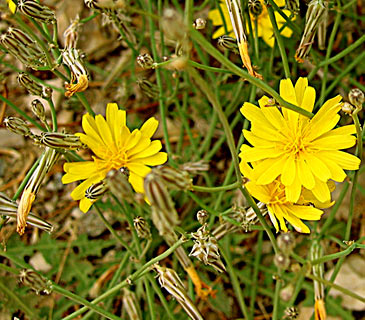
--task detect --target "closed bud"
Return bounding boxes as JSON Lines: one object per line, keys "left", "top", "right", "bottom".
{"left": 3, "top": 117, "right": 31, "bottom": 137}
{"left": 349, "top": 88, "right": 364, "bottom": 108}
{"left": 274, "top": 252, "right": 290, "bottom": 270}
{"left": 341, "top": 102, "right": 354, "bottom": 115}
{"left": 193, "top": 18, "right": 206, "bottom": 30}
{"left": 161, "top": 8, "right": 186, "bottom": 42}
{"left": 122, "top": 288, "right": 142, "bottom": 320}
{"left": 284, "top": 307, "right": 299, "bottom": 319}
{"left": 19, "top": 269, "right": 52, "bottom": 295}
{"left": 248, "top": 0, "right": 263, "bottom": 17}
{"left": 106, "top": 168, "right": 134, "bottom": 203}
{"left": 136, "top": 53, "right": 154, "bottom": 69}
{"left": 280, "top": 283, "right": 295, "bottom": 302}
{"left": 285, "top": 0, "right": 300, "bottom": 15}
{"left": 179, "top": 160, "right": 209, "bottom": 174}
{"left": 197, "top": 209, "right": 208, "bottom": 225}
{"left": 217, "top": 35, "right": 238, "bottom": 54}
{"left": 136, "top": 78, "right": 159, "bottom": 99}
{"left": 85, "top": 181, "right": 108, "bottom": 200}
{"left": 133, "top": 216, "right": 151, "bottom": 239}
{"left": 18, "top": 0, "right": 56, "bottom": 24}
{"left": 277, "top": 232, "right": 296, "bottom": 254}
{"left": 154, "top": 264, "right": 204, "bottom": 320}
{"left": 64, "top": 15, "right": 81, "bottom": 49}
{"left": 152, "top": 166, "right": 192, "bottom": 191}
{"left": 17, "top": 73, "right": 45, "bottom": 97}
{"left": 38, "top": 132, "right": 86, "bottom": 150}
{"left": 31, "top": 99, "right": 46, "bottom": 122}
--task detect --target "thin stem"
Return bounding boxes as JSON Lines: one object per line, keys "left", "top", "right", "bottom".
{"left": 272, "top": 273, "right": 282, "bottom": 320}
{"left": 13, "top": 158, "right": 41, "bottom": 201}
{"left": 145, "top": 279, "right": 157, "bottom": 320}
{"left": 45, "top": 97, "right": 58, "bottom": 131}
{"left": 192, "top": 181, "right": 240, "bottom": 193}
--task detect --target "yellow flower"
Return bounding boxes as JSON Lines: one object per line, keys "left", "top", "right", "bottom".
{"left": 208, "top": 0, "right": 293, "bottom": 47}
{"left": 7, "top": 0, "right": 17, "bottom": 14}
{"left": 62, "top": 103, "right": 168, "bottom": 212}
{"left": 240, "top": 77, "right": 360, "bottom": 204}
{"left": 239, "top": 160, "right": 329, "bottom": 233}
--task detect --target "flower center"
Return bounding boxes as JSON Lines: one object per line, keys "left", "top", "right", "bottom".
{"left": 270, "top": 180, "right": 288, "bottom": 205}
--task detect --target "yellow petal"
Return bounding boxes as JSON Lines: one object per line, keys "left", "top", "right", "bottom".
{"left": 256, "top": 156, "right": 287, "bottom": 184}
{"left": 76, "top": 133, "right": 107, "bottom": 159}
{"left": 62, "top": 161, "right": 99, "bottom": 183}
{"left": 270, "top": 204, "right": 288, "bottom": 232}
{"left": 7, "top": 0, "right": 16, "bottom": 13}
{"left": 133, "top": 152, "right": 168, "bottom": 166}
{"left": 285, "top": 174, "right": 301, "bottom": 202}
{"left": 129, "top": 171, "right": 145, "bottom": 193}
{"left": 282, "top": 210, "right": 311, "bottom": 233}
{"left": 294, "top": 77, "right": 308, "bottom": 106}
{"left": 307, "top": 154, "right": 332, "bottom": 182}
{"left": 242, "top": 146, "right": 284, "bottom": 162}
{"left": 241, "top": 103, "right": 275, "bottom": 130}
{"left": 281, "top": 156, "right": 296, "bottom": 186}
{"left": 125, "top": 129, "right": 142, "bottom": 150}
{"left": 95, "top": 114, "right": 115, "bottom": 148}
{"left": 300, "top": 86, "right": 316, "bottom": 113}
{"left": 312, "top": 134, "right": 356, "bottom": 150}
{"left": 127, "top": 163, "right": 152, "bottom": 178}
{"left": 82, "top": 113, "right": 104, "bottom": 145}
{"left": 70, "top": 175, "right": 104, "bottom": 200}
{"left": 79, "top": 197, "right": 94, "bottom": 213}
{"left": 318, "top": 150, "right": 360, "bottom": 170}
{"left": 130, "top": 140, "right": 163, "bottom": 159}
{"left": 319, "top": 157, "right": 346, "bottom": 182}
{"left": 287, "top": 204, "right": 323, "bottom": 220}
{"left": 245, "top": 182, "right": 272, "bottom": 203}
{"left": 140, "top": 117, "right": 159, "bottom": 138}
{"left": 279, "top": 79, "right": 297, "bottom": 105}
{"left": 297, "top": 158, "right": 315, "bottom": 189}
{"left": 311, "top": 179, "right": 331, "bottom": 203}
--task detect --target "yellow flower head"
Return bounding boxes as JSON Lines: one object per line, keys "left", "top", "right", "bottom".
{"left": 240, "top": 77, "right": 360, "bottom": 204}
{"left": 62, "top": 103, "right": 168, "bottom": 213}
{"left": 239, "top": 160, "right": 329, "bottom": 233}
{"left": 208, "top": 0, "right": 293, "bottom": 47}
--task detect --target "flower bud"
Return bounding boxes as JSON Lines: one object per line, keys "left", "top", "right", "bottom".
{"left": 152, "top": 166, "right": 192, "bottom": 191}
{"left": 18, "top": 0, "right": 56, "bottom": 24}
{"left": 63, "top": 15, "right": 81, "bottom": 49}
{"left": 277, "top": 232, "right": 296, "bottom": 254}
{"left": 136, "top": 53, "right": 154, "bottom": 69}
{"left": 19, "top": 269, "right": 52, "bottom": 295}
{"left": 284, "top": 307, "right": 299, "bottom": 319}
{"left": 122, "top": 288, "right": 142, "bottom": 320}
{"left": 161, "top": 8, "right": 186, "bottom": 42}
{"left": 136, "top": 78, "right": 159, "bottom": 99}
{"left": 38, "top": 132, "right": 86, "bottom": 151}
{"left": 349, "top": 88, "right": 364, "bottom": 108}
{"left": 193, "top": 18, "right": 206, "bottom": 30}
{"left": 341, "top": 102, "right": 355, "bottom": 115}
{"left": 31, "top": 99, "right": 46, "bottom": 122}
{"left": 285, "top": 0, "right": 300, "bottom": 15}
{"left": 106, "top": 168, "right": 134, "bottom": 203}
{"left": 217, "top": 35, "right": 238, "bottom": 54}
{"left": 17, "top": 73, "right": 45, "bottom": 97}
{"left": 274, "top": 252, "right": 290, "bottom": 270}
{"left": 85, "top": 181, "right": 108, "bottom": 200}
{"left": 197, "top": 209, "right": 208, "bottom": 225}
{"left": 248, "top": 0, "right": 263, "bottom": 17}
{"left": 133, "top": 216, "right": 151, "bottom": 239}
{"left": 179, "top": 160, "right": 209, "bottom": 174}
{"left": 280, "top": 283, "right": 294, "bottom": 302}
{"left": 3, "top": 117, "right": 31, "bottom": 137}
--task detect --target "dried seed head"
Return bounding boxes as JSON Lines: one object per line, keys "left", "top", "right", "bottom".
{"left": 0, "top": 192, "right": 54, "bottom": 233}
{"left": 248, "top": 0, "right": 263, "bottom": 17}
{"left": 106, "top": 168, "right": 134, "bottom": 203}
{"left": 154, "top": 264, "right": 204, "bottom": 320}
{"left": 3, "top": 117, "right": 31, "bottom": 137}
{"left": 179, "top": 160, "right": 210, "bottom": 174}
{"left": 284, "top": 306, "right": 299, "bottom": 319}
{"left": 277, "top": 232, "right": 296, "bottom": 254}
{"left": 341, "top": 102, "right": 355, "bottom": 115}
{"left": 133, "top": 216, "right": 151, "bottom": 239}
{"left": 122, "top": 289, "right": 142, "bottom": 320}
{"left": 85, "top": 180, "right": 108, "bottom": 200}
{"left": 136, "top": 53, "right": 154, "bottom": 69}
{"left": 17, "top": 73, "right": 45, "bottom": 97}
{"left": 190, "top": 224, "right": 226, "bottom": 273}
{"left": 197, "top": 209, "right": 209, "bottom": 225}
{"left": 19, "top": 269, "right": 52, "bottom": 295}
{"left": 152, "top": 166, "right": 192, "bottom": 191}
{"left": 31, "top": 99, "right": 46, "bottom": 122}
{"left": 136, "top": 78, "right": 159, "bottom": 99}
{"left": 217, "top": 35, "right": 239, "bottom": 53}
{"left": 18, "top": 0, "right": 56, "bottom": 24}
{"left": 349, "top": 88, "right": 364, "bottom": 108}
{"left": 17, "top": 188, "right": 36, "bottom": 235}
{"left": 37, "top": 132, "right": 86, "bottom": 151}
{"left": 193, "top": 18, "right": 206, "bottom": 30}
{"left": 274, "top": 252, "right": 290, "bottom": 270}
{"left": 285, "top": 0, "right": 300, "bottom": 15}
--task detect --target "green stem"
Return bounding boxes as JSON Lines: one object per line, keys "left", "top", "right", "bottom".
{"left": 45, "top": 97, "right": 58, "bottom": 131}
{"left": 266, "top": 0, "right": 301, "bottom": 34}
{"left": 145, "top": 279, "right": 157, "bottom": 320}
{"left": 267, "top": 6, "right": 290, "bottom": 78}
{"left": 13, "top": 158, "right": 41, "bottom": 201}
{"left": 188, "top": 60, "right": 232, "bottom": 74}
{"left": 272, "top": 273, "right": 283, "bottom": 320}
{"left": 192, "top": 181, "right": 240, "bottom": 193}
{"left": 80, "top": 12, "right": 100, "bottom": 23}
{"left": 189, "top": 28, "right": 313, "bottom": 118}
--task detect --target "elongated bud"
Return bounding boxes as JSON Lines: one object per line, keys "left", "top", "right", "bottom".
{"left": 106, "top": 168, "right": 134, "bottom": 203}
{"left": 136, "top": 79, "right": 159, "bottom": 99}
{"left": 193, "top": 18, "right": 206, "bottom": 30}
{"left": 179, "top": 160, "right": 209, "bottom": 174}
{"left": 37, "top": 132, "right": 86, "bottom": 151}
{"left": 349, "top": 88, "right": 364, "bottom": 108}
{"left": 64, "top": 15, "right": 81, "bottom": 49}
{"left": 217, "top": 35, "right": 238, "bottom": 54}
{"left": 0, "top": 192, "right": 53, "bottom": 233}
{"left": 277, "top": 232, "right": 296, "bottom": 254}
{"left": 190, "top": 224, "right": 226, "bottom": 273}
{"left": 85, "top": 181, "right": 108, "bottom": 200}
{"left": 31, "top": 99, "right": 46, "bottom": 122}
{"left": 285, "top": 0, "right": 300, "bottom": 15}
{"left": 18, "top": 0, "right": 56, "bottom": 24}
{"left": 136, "top": 53, "right": 154, "bottom": 69}
{"left": 3, "top": 117, "right": 31, "bottom": 137}
{"left": 154, "top": 265, "right": 204, "bottom": 320}
{"left": 19, "top": 269, "right": 52, "bottom": 295}
{"left": 17, "top": 73, "right": 45, "bottom": 97}
{"left": 152, "top": 166, "right": 192, "bottom": 191}
{"left": 84, "top": 0, "right": 126, "bottom": 10}
{"left": 274, "top": 252, "right": 290, "bottom": 270}
{"left": 122, "top": 288, "right": 142, "bottom": 320}
{"left": 295, "top": 0, "right": 328, "bottom": 63}
{"left": 317, "top": 4, "right": 328, "bottom": 50}
{"left": 133, "top": 216, "right": 151, "bottom": 239}
{"left": 248, "top": 0, "right": 263, "bottom": 17}
{"left": 197, "top": 210, "right": 208, "bottom": 225}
